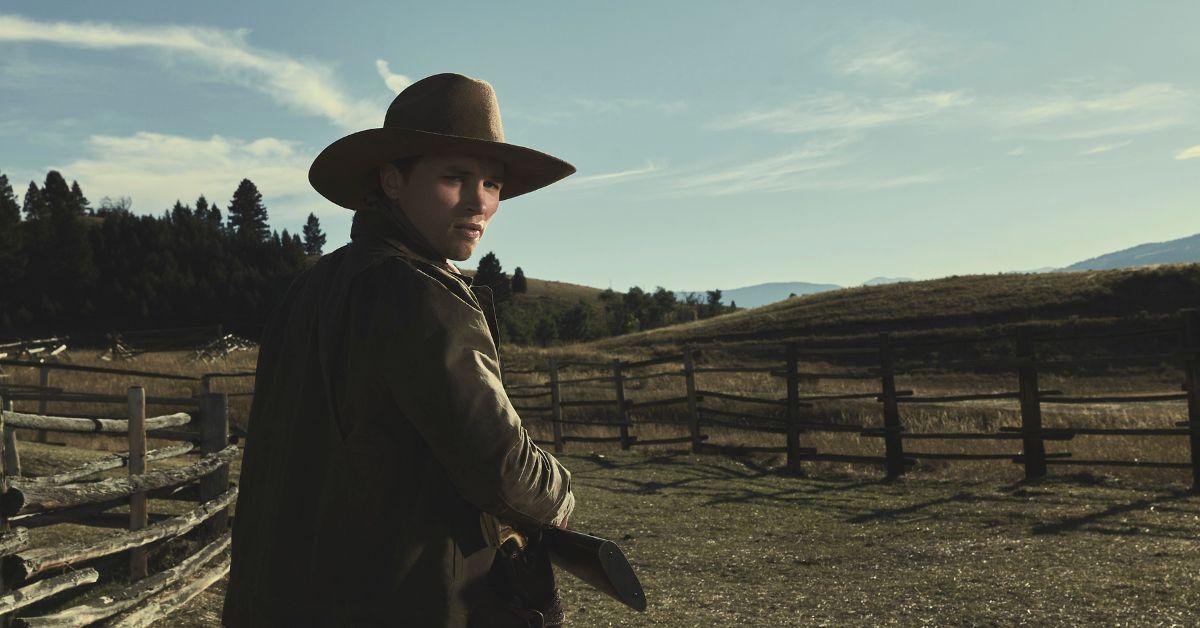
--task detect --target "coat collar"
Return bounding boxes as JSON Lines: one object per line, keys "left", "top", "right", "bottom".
{"left": 350, "top": 209, "right": 473, "bottom": 285}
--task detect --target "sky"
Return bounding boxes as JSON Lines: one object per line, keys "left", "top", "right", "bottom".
{"left": 1, "top": 1, "right": 1198, "bottom": 293}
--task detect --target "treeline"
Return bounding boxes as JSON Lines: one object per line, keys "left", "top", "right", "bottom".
{"left": 468, "top": 252, "right": 738, "bottom": 347}
{"left": 0, "top": 170, "right": 325, "bottom": 340}
{"left": 0, "top": 169, "right": 735, "bottom": 346}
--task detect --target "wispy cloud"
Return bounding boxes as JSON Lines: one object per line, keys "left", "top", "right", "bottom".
{"left": 557, "top": 160, "right": 664, "bottom": 191}
{"left": 826, "top": 22, "right": 970, "bottom": 85}
{"left": 54, "top": 131, "right": 318, "bottom": 219}
{"left": 997, "top": 82, "right": 1194, "bottom": 140}
{"left": 657, "top": 137, "right": 941, "bottom": 197}
{"left": 1079, "top": 140, "right": 1132, "bottom": 155}
{"left": 1174, "top": 144, "right": 1200, "bottom": 160}
{"left": 710, "top": 90, "right": 971, "bottom": 135}
{"left": 1007, "top": 146, "right": 1030, "bottom": 157}
{"left": 665, "top": 140, "right": 849, "bottom": 196}
{"left": 374, "top": 59, "right": 411, "bottom": 94}
{"left": 0, "top": 14, "right": 385, "bottom": 130}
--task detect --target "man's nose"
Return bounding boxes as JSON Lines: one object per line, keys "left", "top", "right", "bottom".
{"left": 462, "top": 182, "right": 491, "bottom": 214}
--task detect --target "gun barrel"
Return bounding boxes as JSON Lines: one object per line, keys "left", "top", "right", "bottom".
{"left": 542, "top": 527, "right": 647, "bottom": 612}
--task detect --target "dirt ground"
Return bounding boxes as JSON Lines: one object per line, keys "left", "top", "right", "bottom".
{"left": 158, "top": 449, "right": 1200, "bottom": 626}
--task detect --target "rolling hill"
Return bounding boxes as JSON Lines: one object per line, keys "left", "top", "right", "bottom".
{"left": 588, "top": 263, "right": 1200, "bottom": 359}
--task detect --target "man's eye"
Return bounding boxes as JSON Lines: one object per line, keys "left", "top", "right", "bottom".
{"left": 443, "top": 175, "right": 463, "bottom": 182}
{"left": 484, "top": 180, "right": 502, "bottom": 190}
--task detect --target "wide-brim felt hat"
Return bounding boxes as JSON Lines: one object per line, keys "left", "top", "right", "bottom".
{"left": 310, "top": 73, "right": 576, "bottom": 210}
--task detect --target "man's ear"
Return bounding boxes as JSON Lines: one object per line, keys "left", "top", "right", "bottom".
{"left": 379, "top": 162, "right": 404, "bottom": 201}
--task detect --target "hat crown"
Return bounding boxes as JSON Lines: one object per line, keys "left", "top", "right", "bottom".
{"left": 383, "top": 73, "right": 505, "bottom": 144}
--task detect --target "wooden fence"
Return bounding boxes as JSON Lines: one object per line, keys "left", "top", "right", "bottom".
{"left": 505, "top": 308, "right": 1200, "bottom": 491}
{"left": 0, "top": 306, "right": 1191, "bottom": 621}
{"left": 99, "top": 325, "right": 254, "bottom": 363}
{"left": 0, "top": 339, "right": 69, "bottom": 363}
{"left": 0, "top": 360, "right": 248, "bottom": 625}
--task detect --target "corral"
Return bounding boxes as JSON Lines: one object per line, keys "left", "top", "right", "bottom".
{"left": 0, "top": 316, "right": 1196, "bottom": 625}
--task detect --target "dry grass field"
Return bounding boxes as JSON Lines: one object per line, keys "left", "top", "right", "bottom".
{"left": 2, "top": 343, "right": 1197, "bottom": 625}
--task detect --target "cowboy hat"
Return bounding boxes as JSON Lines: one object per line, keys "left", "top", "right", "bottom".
{"left": 309, "top": 73, "right": 575, "bottom": 210}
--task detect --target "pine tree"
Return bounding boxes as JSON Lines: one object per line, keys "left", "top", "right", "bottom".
{"left": 22, "top": 182, "right": 47, "bottom": 222}
{"left": 26, "top": 173, "right": 95, "bottom": 323}
{"left": 511, "top": 266, "right": 527, "bottom": 293}
{"left": 70, "top": 181, "right": 91, "bottom": 215}
{"left": 42, "top": 171, "right": 74, "bottom": 220}
{"left": 0, "top": 174, "right": 25, "bottom": 289}
{"left": 302, "top": 212, "right": 326, "bottom": 256}
{"left": 171, "top": 200, "right": 192, "bottom": 223}
{"left": 226, "top": 179, "right": 270, "bottom": 243}
{"left": 705, "top": 289, "right": 723, "bottom": 317}
{"left": 194, "top": 195, "right": 210, "bottom": 221}
{"left": 473, "top": 251, "right": 512, "bottom": 302}
{"left": 475, "top": 251, "right": 503, "bottom": 286}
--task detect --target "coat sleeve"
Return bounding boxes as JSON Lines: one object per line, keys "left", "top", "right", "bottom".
{"left": 375, "top": 261, "right": 574, "bottom": 530}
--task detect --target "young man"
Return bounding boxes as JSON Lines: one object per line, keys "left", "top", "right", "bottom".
{"left": 223, "top": 73, "right": 577, "bottom": 627}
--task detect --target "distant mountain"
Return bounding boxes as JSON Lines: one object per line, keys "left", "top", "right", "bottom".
{"left": 677, "top": 281, "right": 842, "bottom": 309}
{"left": 862, "top": 276, "right": 913, "bottom": 286}
{"left": 1063, "top": 232, "right": 1200, "bottom": 272}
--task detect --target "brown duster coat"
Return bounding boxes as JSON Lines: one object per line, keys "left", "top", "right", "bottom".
{"left": 222, "top": 209, "right": 575, "bottom": 627}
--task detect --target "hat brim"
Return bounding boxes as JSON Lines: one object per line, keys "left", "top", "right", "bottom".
{"left": 308, "top": 128, "right": 576, "bottom": 210}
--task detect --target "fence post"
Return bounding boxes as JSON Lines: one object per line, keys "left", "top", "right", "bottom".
{"left": 785, "top": 344, "right": 803, "bottom": 474}
{"left": 127, "top": 386, "right": 148, "bottom": 580}
{"left": 1181, "top": 309, "right": 1200, "bottom": 494}
{"left": 0, "top": 398, "right": 9, "bottom": 623}
{"left": 200, "top": 392, "right": 230, "bottom": 542}
{"left": 612, "top": 360, "right": 632, "bottom": 450}
{"left": 683, "top": 349, "right": 703, "bottom": 453}
{"left": 34, "top": 363, "right": 49, "bottom": 444}
{"left": 878, "top": 333, "right": 907, "bottom": 480}
{"left": 548, "top": 358, "right": 564, "bottom": 454}
{"left": 0, "top": 397, "right": 9, "bottom": 529}
{"left": 1, "top": 399, "right": 19, "bottom": 478}
{"left": 1016, "top": 327, "right": 1047, "bottom": 480}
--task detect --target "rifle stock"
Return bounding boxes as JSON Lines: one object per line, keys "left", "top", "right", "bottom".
{"left": 541, "top": 527, "right": 646, "bottom": 612}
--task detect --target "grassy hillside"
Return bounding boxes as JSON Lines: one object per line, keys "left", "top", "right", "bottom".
{"left": 460, "top": 268, "right": 606, "bottom": 303}
{"left": 579, "top": 263, "right": 1200, "bottom": 364}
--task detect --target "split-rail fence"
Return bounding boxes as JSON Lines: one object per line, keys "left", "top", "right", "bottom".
{"left": 0, "top": 307, "right": 1193, "bottom": 621}
{"left": 0, "top": 359, "right": 252, "bottom": 625}
{"left": 505, "top": 308, "right": 1200, "bottom": 492}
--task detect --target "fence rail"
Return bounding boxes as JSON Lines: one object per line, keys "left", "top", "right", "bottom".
{"left": 2, "top": 308, "right": 1193, "bottom": 621}
{"left": 502, "top": 307, "right": 1200, "bottom": 492}
{"left": 0, "top": 358, "right": 237, "bottom": 626}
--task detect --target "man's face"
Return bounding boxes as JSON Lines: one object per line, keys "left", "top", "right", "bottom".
{"left": 379, "top": 151, "right": 505, "bottom": 261}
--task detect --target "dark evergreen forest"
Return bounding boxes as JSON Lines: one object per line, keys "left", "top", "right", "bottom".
{"left": 0, "top": 171, "right": 316, "bottom": 343}
{"left": 0, "top": 170, "right": 735, "bottom": 346}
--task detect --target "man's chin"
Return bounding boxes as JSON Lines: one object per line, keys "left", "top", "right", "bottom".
{"left": 446, "top": 246, "right": 474, "bottom": 262}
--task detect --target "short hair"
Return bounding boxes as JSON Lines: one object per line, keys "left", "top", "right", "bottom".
{"left": 375, "top": 155, "right": 422, "bottom": 199}
{"left": 390, "top": 155, "right": 421, "bottom": 180}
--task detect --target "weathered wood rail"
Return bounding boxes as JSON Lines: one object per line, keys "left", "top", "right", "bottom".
{"left": 507, "top": 308, "right": 1200, "bottom": 492}
{"left": 2, "top": 308, "right": 1192, "bottom": 621}
{"left": 0, "top": 358, "right": 242, "bottom": 625}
